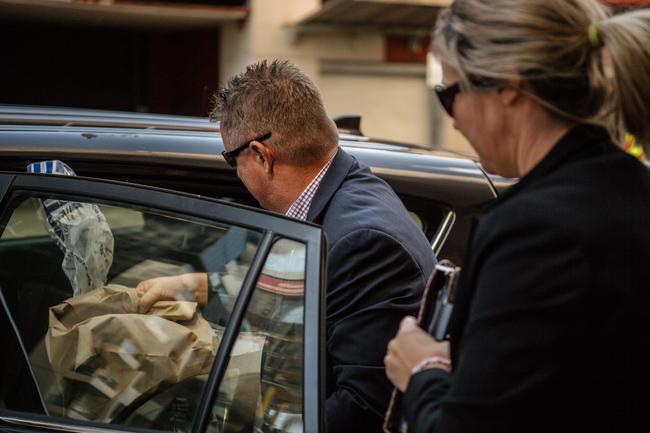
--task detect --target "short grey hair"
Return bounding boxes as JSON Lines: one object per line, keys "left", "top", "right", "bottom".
{"left": 433, "top": 0, "right": 650, "bottom": 151}
{"left": 211, "top": 59, "right": 338, "bottom": 164}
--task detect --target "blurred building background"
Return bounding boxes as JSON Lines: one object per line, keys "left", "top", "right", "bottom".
{"left": 0, "top": 0, "right": 646, "bottom": 154}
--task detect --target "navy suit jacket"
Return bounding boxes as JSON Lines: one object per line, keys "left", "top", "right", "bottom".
{"left": 306, "top": 148, "right": 436, "bottom": 433}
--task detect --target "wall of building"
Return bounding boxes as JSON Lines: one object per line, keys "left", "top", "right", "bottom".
{"left": 219, "top": 0, "right": 474, "bottom": 154}
{"left": 319, "top": 64, "right": 431, "bottom": 145}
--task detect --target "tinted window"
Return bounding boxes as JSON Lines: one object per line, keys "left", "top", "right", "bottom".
{"left": 208, "top": 238, "right": 305, "bottom": 433}
{"left": 0, "top": 190, "right": 316, "bottom": 433}
{"left": 0, "top": 192, "right": 273, "bottom": 430}
{"left": 399, "top": 195, "right": 445, "bottom": 244}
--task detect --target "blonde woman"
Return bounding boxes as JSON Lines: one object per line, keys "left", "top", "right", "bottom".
{"left": 384, "top": 1, "right": 650, "bottom": 432}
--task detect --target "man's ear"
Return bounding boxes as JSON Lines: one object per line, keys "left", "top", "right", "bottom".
{"left": 249, "top": 141, "right": 275, "bottom": 174}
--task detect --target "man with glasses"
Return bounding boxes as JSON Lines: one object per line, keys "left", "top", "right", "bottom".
{"left": 139, "top": 59, "right": 436, "bottom": 433}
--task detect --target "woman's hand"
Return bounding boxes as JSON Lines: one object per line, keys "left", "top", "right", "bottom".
{"left": 384, "top": 316, "right": 451, "bottom": 392}
{"left": 136, "top": 273, "right": 208, "bottom": 313}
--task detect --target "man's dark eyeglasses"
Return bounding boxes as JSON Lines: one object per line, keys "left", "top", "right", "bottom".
{"left": 222, "top": 131, "right": 272, "bottom": 168}
{"left": 434, "top": 82, "right": 461, "bottom": 117}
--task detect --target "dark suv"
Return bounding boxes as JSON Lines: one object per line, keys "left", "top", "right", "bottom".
{"left": 0, "top": 105, "right": 510, "bottom": 433}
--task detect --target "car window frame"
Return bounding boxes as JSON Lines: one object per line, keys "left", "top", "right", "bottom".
{"left": 0, "top": 172, "right": 326, "bottom": 433}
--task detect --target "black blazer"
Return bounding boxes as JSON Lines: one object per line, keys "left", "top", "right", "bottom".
{"left": 402, "top": 125, "right": 650, "bottom": 433}
{"left": 307, "top": 149, "right": 436, "bottom": 433}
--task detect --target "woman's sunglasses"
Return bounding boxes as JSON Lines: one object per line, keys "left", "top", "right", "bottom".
{"left": 434, "top": 82, "right": 461, "bottom": 118}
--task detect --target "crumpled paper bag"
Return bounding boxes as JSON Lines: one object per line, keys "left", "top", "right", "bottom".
{"left": 45, "top": 284, "right": 218, "bottom": 422}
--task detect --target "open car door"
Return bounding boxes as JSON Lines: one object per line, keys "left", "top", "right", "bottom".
{"left": 0, "top": 172, "right": 326, "bottom": 433}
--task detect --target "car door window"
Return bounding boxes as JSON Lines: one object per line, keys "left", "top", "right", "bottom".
{"left": 0, "top": 176, "right": 323, "bottom": 433}
{"left": 0, "top": 192, "right": 261, "bottom": 422}
{"left": 209, "top": 238, "right": 305, "bottom": 433}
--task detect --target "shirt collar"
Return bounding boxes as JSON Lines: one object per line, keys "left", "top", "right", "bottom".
{"left": 285, "top": 153, "right": 336, "bottom": 221}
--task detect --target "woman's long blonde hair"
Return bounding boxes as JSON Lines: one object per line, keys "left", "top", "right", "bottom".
{"left": 432, "top": 0, "right": 650, "bottom": 152}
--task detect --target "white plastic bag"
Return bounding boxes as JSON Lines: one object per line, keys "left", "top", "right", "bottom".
{"left": 27, "top": 160, "right": 114, "bottom": 296}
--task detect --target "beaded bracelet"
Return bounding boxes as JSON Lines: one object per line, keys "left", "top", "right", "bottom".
{"left": 411, "top": 356, "right": 452, "bottom": 375}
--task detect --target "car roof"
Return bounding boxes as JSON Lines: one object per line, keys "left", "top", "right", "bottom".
{"left": 0, "top": 104, "right": 473, "bottom": 158}
{"left": 0, "top": 104, "right": 216, "bottom": 132}
{"left": 0, "top": 104, "right": 504, "bottom": 211}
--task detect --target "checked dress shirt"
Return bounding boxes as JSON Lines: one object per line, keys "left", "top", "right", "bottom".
{"left": 285, "top": 152, "right": 335, "bottom": 221}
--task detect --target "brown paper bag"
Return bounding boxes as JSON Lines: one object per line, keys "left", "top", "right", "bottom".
{"left": 44, "top": 284, "right": 218, "bottom": 422}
